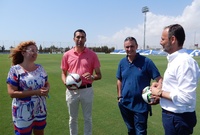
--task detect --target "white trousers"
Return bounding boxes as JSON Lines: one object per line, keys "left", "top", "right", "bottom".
{"left": 66, "top": 87, "right": 93, "bottom": 135}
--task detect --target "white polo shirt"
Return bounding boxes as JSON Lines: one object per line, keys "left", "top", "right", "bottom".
{"left": 161, "top": 49, "right": 200, "bottom": 113}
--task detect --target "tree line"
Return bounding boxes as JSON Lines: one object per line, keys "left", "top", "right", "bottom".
{"left": 0, "top": 45, "right": 115, "bottom": 53}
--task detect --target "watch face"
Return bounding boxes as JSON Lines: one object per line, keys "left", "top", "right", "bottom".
{"left": 158, "top": 90, "right": 162, "bottom": 97}
{"left": 158, "top": 91, "right": 161, "bottom": 95}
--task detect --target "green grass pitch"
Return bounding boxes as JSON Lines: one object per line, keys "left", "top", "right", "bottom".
{"left": 0, "top": 54, "right": 200, "bottom": 135}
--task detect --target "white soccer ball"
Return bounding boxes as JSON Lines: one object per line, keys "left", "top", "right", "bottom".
{"left": 66, "top": 73, "right": 82, "bottom": 90}
{"left": 142, "top": 86, "right": 154, "bottom": 104}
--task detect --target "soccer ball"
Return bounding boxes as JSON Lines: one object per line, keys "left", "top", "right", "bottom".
{"left": 142, "top": 86, "right": 154, "bottom": 104}
{"left": 66, "top": 73, "right": 82, "bottom": 90}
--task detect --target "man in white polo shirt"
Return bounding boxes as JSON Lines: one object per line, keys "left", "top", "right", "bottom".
{"left": 151, "top": 24, "right": 200, "bottom": 135}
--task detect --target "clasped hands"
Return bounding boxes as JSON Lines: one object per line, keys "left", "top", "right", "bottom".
{"left": 37, "top": 87, "right": 49, "bottom": 97}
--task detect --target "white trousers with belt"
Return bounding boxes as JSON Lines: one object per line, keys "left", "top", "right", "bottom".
{"left": 66, "top": 87, "right": 94, "bottom": 135}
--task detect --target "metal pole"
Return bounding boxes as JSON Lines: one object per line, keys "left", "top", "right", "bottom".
{"left": 143, "top": 12, "right": 146, "bottom": 50}
{"left": 142, "top": 6, "right": 149, "bottom": 50}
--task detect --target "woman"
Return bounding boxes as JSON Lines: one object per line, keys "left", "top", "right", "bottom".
{"left": 6, "top": 41, "right": 50, "bottom": 135}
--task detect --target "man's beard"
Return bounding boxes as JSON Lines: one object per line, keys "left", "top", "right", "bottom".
{"left": 163, "top": 42, "right": 172, "bottom": 53}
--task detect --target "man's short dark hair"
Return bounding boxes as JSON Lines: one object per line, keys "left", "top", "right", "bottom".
{"left": 74, "top": 29, "right": 86, "bottom": 37}
{"left": 165, "top": 24, "right": 185, "bottom": 46}
{"left": 124, "top": 37, "right": 138, "bottom": 45}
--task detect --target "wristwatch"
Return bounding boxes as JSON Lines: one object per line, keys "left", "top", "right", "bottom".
{"left": 91, "top": 75, "right": 95, "bottom": 80}
{"left": 157, "top": 90, "right": 163, "bottom": 97}
{"left": 117, "top": 96, "right": 122, "bottom": 100}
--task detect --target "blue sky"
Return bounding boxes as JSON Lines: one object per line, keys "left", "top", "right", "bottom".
{"left": 0, "top": 0, "right": 199, "bottom": 50}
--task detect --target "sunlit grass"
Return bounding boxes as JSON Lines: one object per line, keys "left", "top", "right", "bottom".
{"left": 0, "top": 54, "right": 200, "bottom": 135}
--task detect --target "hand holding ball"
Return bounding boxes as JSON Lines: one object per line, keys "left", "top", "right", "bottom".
{"left": 66, "top": 73, "right": 82, "bottom": 90}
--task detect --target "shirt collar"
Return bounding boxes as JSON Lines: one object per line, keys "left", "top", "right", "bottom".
{"left": 73, "top": 47, "right": 87, "bottom": 54}
{"left": 167, "top": 48, "right": 186, "bottom": 62}
{"left": 126, "top": 53, "right": 139, "bottom": 63}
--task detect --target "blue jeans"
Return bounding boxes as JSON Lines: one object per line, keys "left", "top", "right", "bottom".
{"left": 118, "top": 102, "right": 148, "bottom": 135}
{"left": 162, "top": 109, "right": 197, "bottom": 135}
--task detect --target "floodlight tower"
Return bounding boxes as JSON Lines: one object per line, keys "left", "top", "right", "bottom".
{"left": 142, "top": 6, "right": 149, "bottom": 50}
